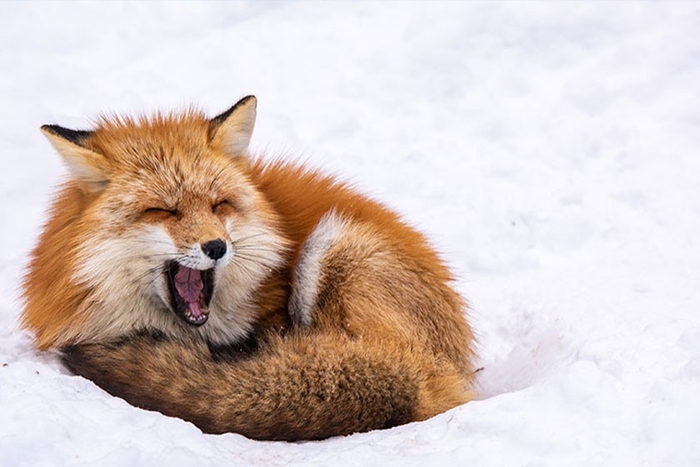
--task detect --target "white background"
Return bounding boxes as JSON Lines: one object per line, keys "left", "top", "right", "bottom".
{"left": 1, "top": 3, "right": 699, "bottom": 466}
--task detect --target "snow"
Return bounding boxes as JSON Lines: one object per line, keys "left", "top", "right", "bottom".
{"left": 1, "top": 2, "right": 699, "bottom": 466}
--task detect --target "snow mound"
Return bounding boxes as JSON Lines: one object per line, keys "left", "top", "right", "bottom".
{"left": 1, "top": 3, "right": 699, "bottom": 466}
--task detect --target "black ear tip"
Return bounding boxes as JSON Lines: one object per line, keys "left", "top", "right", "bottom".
{"left": 210, "top": 95, "right": 257, "bottom": 127}
{"left": 41, "top": 124, "right": 93, "bottom": 145}
{"left": 238, "top": 95, "right": 257, "bottom": 106}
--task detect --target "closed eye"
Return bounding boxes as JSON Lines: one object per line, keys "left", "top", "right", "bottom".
{"left": 143, "top": 207, "right": 178, "bottom": 218}
{"left": 212, "top": 200, "right": 234, "bottom": 214}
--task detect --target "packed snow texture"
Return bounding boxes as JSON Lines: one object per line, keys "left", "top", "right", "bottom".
{"left": 1, "top": 3, "right": 699, "bottom": 466}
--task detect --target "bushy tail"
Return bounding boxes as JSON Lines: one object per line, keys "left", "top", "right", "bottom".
{"left": 62, "top": 331, "right": 470, "bottom": 441}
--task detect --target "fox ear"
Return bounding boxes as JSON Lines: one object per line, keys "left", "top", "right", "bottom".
{"left": 209, "top": 95, "right": 257, "bottom": 157}
{"left": 41, "top": 125, "right": 109, "bottom": 193}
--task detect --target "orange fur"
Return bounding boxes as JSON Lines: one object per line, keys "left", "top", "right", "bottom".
{"left": 22, "top": 96, "right": 476, "bottom": 440}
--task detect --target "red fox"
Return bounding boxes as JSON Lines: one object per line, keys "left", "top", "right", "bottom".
{"left": 21, "top": 96, "right": 476, "bottom": 440}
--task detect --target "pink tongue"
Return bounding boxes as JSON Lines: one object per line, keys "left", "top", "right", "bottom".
{"left": 174, "top": 266, "right": 204, "bottom": 315}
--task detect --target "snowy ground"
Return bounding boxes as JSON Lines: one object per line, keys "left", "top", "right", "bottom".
{"left": 1, "top": 2, "right": 699, "bottom": 466}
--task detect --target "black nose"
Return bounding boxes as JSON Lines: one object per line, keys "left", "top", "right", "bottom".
{"left": 202, "top": 239, "right": 227, "bottom": 260}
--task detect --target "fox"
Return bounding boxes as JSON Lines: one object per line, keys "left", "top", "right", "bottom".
{"left": 21, "top": 95, "right": 476, "bottom": 441}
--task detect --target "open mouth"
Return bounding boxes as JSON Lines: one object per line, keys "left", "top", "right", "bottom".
{"left": 165, "top": 261, "right": 214, "bottom": 326}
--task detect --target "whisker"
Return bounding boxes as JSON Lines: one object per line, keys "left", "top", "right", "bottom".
{"left": 231, "top": 252, "right": 262, "bottom": 263}
{"left": 232, "top": 252, "right": 279, "bottom": 270}
{"left": 234, "top": 248, "right": 277, "bottom": 258}
{"left": 232, "top": 250, "right": 267, "bottom": 260}
{"left": 135, "top": 253, "right": 179, "bottom": 259}
{"left": 131, "top": 264, "right": 167, "bottom": 285}
{"left": 123, "top": 239, "right": 175, "bottom": 248}
{"left": 231, "top": 257, "right": 259, "bottom": 279}
{"left": 230, "top": 233, "right": 269, "bottom": 245}
{"left": 113, "top": 253, "right": 179, "bottom": 264}
{"left": 232, "top": 245, "right": 279, "bottom": 252}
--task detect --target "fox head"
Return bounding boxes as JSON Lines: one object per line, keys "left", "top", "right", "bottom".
{"left": 24, "top": 96, "right": 289, "bottom": 349}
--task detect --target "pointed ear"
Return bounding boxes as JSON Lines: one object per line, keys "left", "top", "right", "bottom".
{"left": 41, "top": 125, "right": 109, "bottom": 192}
{"left": 209, "top": 95, "right": 257, "bottom": 157}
